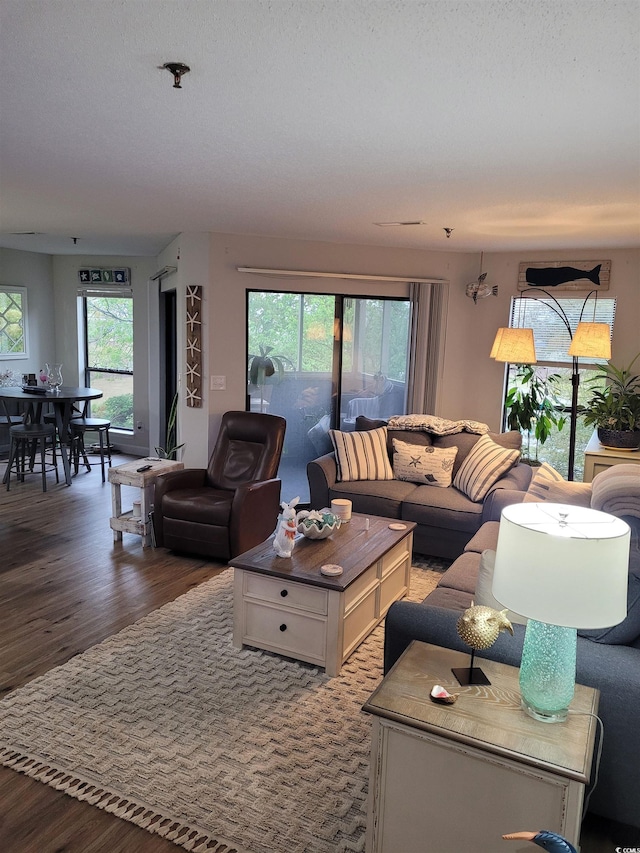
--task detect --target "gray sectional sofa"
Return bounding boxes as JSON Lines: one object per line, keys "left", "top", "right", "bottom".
{"left": 384, "top": 465, "right": 640, "bottom": 831}
{"left": 307, "top": 415, "right": 530, "bottom": 559}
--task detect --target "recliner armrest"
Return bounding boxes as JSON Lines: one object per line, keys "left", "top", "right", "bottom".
{"left": 230, "top": 478, "right": 282, "bottom": 556}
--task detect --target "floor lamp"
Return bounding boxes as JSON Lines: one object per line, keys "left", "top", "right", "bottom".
{"left": 491, "top": 288, "right": 611, "bottom": 480}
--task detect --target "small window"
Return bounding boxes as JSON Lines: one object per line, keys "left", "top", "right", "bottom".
{"left": 0, "top": 286, "right": 28, "bottom": 358}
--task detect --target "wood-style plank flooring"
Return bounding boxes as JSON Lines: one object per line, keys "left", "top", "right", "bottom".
{"left": 0, "top": 454, "right": 226, "bottom": 852}
{"left": 0, "top": 454, "right": 634, "bottom": 852}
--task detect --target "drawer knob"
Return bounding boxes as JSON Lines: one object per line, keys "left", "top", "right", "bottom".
{"left": 280, "top": 589, "right": 288, "bottom": 597}
{"left": 279, "top": 623, "right": 287, "bottom": 632}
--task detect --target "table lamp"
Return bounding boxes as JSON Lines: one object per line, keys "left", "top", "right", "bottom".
{"left": 492, "top": 503, "right": 630, "bottom": 723}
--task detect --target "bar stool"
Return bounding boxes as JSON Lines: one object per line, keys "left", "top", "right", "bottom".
{"left": 4, "top": 422, "right": 59, "bottom": 492}
{"left": 70, "top": 416, "right": 112, "bottom": 482}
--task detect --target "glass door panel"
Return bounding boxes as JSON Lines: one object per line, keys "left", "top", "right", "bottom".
{"left": 247, "top": 291, "right": 411, "bottom": 504}
{"left": 339, "top": 298, "right": 410, "bottom": 430}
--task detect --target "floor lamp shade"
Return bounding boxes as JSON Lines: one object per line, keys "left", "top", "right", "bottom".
{"left": 492, "top": 503, "right": 629, "bottom": 722}
{"left": 568, "top": 322, "right": 612, "bottom": 359}
{"left": 490, "top": 328, "right": 536, "bottom": 363}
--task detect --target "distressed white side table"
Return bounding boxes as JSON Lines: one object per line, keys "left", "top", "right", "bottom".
{"left": 363, "top": 641, "right": 598, "bottom": 853}
{"left": 108, "top": 458, "right": 183, "bottom": 547}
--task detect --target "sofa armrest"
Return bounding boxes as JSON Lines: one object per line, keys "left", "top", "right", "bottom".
{"left": 153, "top": 468, "right": 208, "bottom": 546}
{"left": 307, "top": 453, "right": 338, "bottom": 508}
{"left": 481, "top": 488, "right": 527, "bottom": 522}
{"left": 230, "top": 478, "right": 282, "bottom": 556}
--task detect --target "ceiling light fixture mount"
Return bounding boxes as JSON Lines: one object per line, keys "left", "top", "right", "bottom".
{"left": 443, "top": 228, "right": 454, "bottom": 238}
{"left": 163, "top": 63, "right": 191, "bottom": 89}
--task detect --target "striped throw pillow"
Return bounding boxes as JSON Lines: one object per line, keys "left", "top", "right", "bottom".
{"left": 523, "top": 462, "right": 592, "bottom": 506}
{"left": 453, "top": 434, "right": 520, "bottom": 502}
{"left": 330, "top": 426, "right": 394, "bottom": 482}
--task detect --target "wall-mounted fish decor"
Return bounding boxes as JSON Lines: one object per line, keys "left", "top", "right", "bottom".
{"left": 465, "top": 271, "right": 498, "bottom": 303}
{"left": 518, "top": 260, "right": 611, "bottom": 292}
{"left": 526, "top": 264, "right": 601, "bottom": 288}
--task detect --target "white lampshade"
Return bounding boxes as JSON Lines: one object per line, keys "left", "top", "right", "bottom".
{"left": 490, "top": 328, "right": 537, "bottom": 364}
{"left": 568, "top": 322, "right": 612, "bottom": 359}
{"left": 492, "top": 503, "right": 629, "bottom": 629}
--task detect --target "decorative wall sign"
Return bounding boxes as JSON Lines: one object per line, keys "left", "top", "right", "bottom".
{"left": 518, "top": 260, "right": 610, "bottom": 291}
{"left": 185, "top": 285, "right": 203, "bottom": 408}
{"left": 78, "top": 268, "right": 130, "bottom": 284}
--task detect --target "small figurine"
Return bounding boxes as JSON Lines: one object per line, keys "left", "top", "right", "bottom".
{"left": 457, "top": 605, "right": 514, "bottom": 650}
{"left": 273, "top": 496, "right": 300, "bottom": 558}
{"left": 503, "top": 830, "right": 577, "bottom": 853}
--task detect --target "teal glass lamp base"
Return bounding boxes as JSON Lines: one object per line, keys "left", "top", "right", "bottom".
{"left": 519, "top": 620, "right": 577, "bottom": 723}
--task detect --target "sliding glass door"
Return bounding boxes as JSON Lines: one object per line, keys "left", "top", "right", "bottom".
{"left": 247, "top": 290, "right": 411, "bottom": 504}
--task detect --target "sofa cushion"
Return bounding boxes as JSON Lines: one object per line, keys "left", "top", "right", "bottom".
{"left": 474, "top": 549, "right": 528, "bottom": 625}
{"left": 453, "top": 434, "right": 521, "bottom": 502}
{"left": 421, "top": 585, "right": 472, "bottom": 611}
{"left": 329, "top": 426, "right": 394, "bottom": 482}
{"left": 464, "top": 521, "right": 500, "bottom": 553}
{"left": 392, "top": 439, "right": 458, "bottom": 487}
{"left": 401, "top": 484, "right": 483, "bottom": 532}
{"left": 436, "top": 551, "right": 479, "bottom": 594}
{"left": 329, "top": 478, "right": 418, "bottom": 519}
{"left": 523, "top": 462, "right": 591, "bottom": 506}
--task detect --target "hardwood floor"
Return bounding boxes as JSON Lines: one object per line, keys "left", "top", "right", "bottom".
{"left": 0, "top": 455, "right": 635, "bottom": 852}
{"left": 0, "top": 454, "right": 225, "bottom": 852}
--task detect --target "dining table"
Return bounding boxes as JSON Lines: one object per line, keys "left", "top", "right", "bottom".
{"left": 0, "top": 385, "right": 103, "bottom": 486}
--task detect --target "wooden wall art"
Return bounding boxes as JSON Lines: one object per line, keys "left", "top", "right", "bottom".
{"left": 185, "top": 285, "right": 202, "bottom": 408}
{"left": 518, "top": 260, "right": 610, "bottom": 292}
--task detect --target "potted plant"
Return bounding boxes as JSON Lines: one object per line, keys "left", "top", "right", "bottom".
{"left": 154, "top": 392, "right": 184, "bottom": 459}
{"left": 247, "top": 345, "right": 294, "bottom": 413}
{"left": 579, "top": 353, "right": 640, "bottom": 449}
{"left": 504, "top": 365, "right": 566, "bottom": 464}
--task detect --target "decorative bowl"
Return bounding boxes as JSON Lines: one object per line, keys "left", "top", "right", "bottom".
{"left": 296, "top": 510, "right": 342, "bottom": 540}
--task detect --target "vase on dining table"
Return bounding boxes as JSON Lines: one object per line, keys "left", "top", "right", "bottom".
{"left": 45, "top": 363, "right": 63, "bottom": 393}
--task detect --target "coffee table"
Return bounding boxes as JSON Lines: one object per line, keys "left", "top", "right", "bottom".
{"left": 230, "top": 513, "right": 415, "bottom": 676}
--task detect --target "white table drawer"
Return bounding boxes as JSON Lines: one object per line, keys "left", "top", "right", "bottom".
{"left": 343, "top": 586, "right": 378, "bottom": 656}
{"left": 380, "top": 538, "right": 411, "bottom": 577}
{"left": 243, "top": 601, "right": 327, "bottom": 660}
{"left": 244, "top": 572, "right": 328, "bottom": 615}
{"left": 379, "top": 559, "right": 410, "bottom": 615}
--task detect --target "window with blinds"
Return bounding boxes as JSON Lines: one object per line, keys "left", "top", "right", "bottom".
{"left": 510, "top": 297, "right": 616, "bottom": 365}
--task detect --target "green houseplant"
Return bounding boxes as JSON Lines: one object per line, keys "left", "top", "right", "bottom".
{"left": 247, "top": 345, "right": 294, "bottom": 413}
{"left": 154, "top": 392, "right": 184, "bottom": 460}
{"left": 579, "top": 353, "right": 640, "bottom": 449}
{"left": 504, "top": 364, "right": 566, "bottom": 464}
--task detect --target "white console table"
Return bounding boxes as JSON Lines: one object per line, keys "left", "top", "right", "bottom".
{"left": 583, "top": 429, "right": 640, "bottom": 483}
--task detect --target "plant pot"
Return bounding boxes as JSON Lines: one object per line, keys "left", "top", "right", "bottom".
{"left": 597, "top": 428, "right": 640, "bottom": 450}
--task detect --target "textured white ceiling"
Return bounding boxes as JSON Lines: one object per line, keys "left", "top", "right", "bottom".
{"left": 0, "top": 0, "right": 638, "bottom": 256}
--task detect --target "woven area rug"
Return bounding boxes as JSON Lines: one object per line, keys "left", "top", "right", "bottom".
{"left": 0, "top": 563, "right": 444, "bottom": 853}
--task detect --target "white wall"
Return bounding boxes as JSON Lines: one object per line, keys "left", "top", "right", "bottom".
{"left": 0, "top": 247, "right": 55, "bottom": 380}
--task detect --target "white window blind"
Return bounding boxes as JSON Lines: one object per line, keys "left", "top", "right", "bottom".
{"left": 510, "top": 297, "right": 616, "bottom": 365}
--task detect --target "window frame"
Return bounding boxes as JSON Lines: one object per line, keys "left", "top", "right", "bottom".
{"left": 0, "top": 285, "right": 28, "bottom": 359}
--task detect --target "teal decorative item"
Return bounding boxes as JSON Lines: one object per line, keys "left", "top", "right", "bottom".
{"left": 492, "top": 503, "right": 630, "bottom": 723}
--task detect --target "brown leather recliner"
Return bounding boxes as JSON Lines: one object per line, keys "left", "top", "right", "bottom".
{"left": 153, "top": 411, "right": 286, "bottom": 560}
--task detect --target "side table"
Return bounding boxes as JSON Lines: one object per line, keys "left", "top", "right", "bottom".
{"left": 583, "top": 429, "right": 640, "bottom": 482}
{"left": 108, "top": 458, "right": 184, "bottom": 547}
{"left": 363, "top": 641, "right": 599, "bottom": 853}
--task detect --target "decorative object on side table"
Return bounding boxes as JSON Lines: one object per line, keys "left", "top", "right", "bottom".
{"left": 579, "top": 352, "right": 640, "bottom": 450}
{"left": 453, "top": 605, "right": 513, "bottom": 686}
{"left": 503, "top": 830, "right": 577, "bottom": 853}
{"left": 296, "top": 509, "right": 341, "bottom": 539}
{"left": 273, "top": 496, "right": 300, "bottom": 557}
{"left": 492, "top": 502, "right": 630, "bottom": 723}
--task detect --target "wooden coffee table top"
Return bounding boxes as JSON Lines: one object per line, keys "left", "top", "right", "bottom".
{"left": 230, "top": 513, "right": 415, "bottom": 591}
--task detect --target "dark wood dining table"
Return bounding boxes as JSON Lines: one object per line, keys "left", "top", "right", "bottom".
{"left": 0, "top": 385, "right": 103, "bottom": 486}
